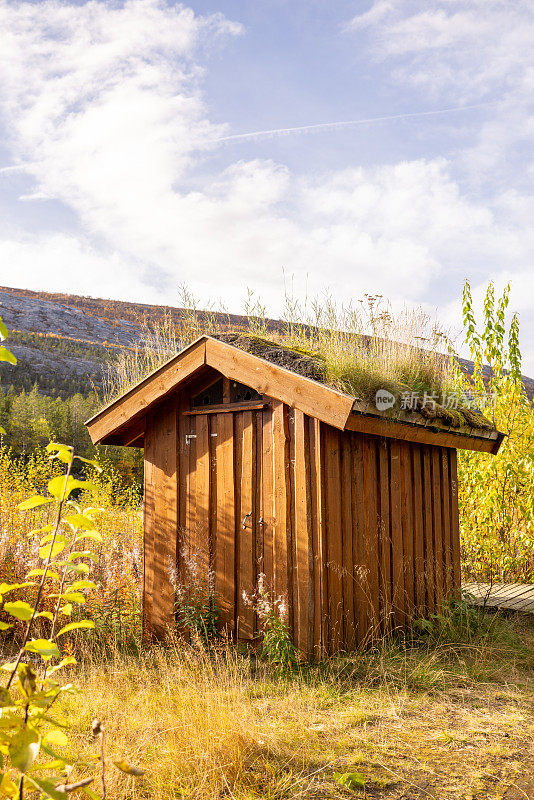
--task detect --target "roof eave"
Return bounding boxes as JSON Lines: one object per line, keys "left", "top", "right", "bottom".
{"left": 346, "top": 409, "right": 503, "bottom": 454}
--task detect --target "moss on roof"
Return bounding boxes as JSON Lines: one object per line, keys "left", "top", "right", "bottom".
{"left": 213, "top": 331, "right": 494, "bottom": 432}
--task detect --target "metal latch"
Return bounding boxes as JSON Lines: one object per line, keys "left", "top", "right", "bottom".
{"left": 185, "top": 434, "right": 197, "bottom": 445}
{"left": 242, "top": 511, "right": 252, "bottom": 530}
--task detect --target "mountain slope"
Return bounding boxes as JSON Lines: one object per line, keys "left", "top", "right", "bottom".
{"left": 0, "top": 286, "right": 249, "bottom": 398}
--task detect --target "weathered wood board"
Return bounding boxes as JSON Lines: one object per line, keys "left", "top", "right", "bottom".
{"left": 463, "top": 583, "right": 534, "bottom": 613}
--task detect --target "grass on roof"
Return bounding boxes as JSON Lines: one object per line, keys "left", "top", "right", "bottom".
{"left": 101, "top": 292, "right": 493, "bottom": 431}
{"left": 214, "top": 329, "right": 492, "bottom": 431}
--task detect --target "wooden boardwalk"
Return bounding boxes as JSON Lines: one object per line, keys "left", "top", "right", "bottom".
{"left": 463, "top": 582, "right": 534, "bottom": 613}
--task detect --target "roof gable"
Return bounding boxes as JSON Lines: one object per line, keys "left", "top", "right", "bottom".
{"left": 85, "top": 334, "right": 503, "bottom": 454}
{"left": 85, "top": 335, "right": 356, "bottom": 445}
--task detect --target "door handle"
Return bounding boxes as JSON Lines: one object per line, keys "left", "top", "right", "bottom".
{"left": 242, "top": 511, "right": 252, "bottom": 530}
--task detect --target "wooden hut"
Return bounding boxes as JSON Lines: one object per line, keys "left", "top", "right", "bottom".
{"left": 85, "top": 333, "right": 503, "bottom": 657}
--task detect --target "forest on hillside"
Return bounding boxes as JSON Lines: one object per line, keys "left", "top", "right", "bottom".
{"left": 0, "top": 330, "right": 116, "bottom": 397}
{"left": 0, "top": 335, "right": 143, "bottom": 485}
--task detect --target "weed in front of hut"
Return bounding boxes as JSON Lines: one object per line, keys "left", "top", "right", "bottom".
{"left": 243, "top": 574, "right": 298, "bottom": 672}
{"left": 173, "top": 548, "right": 220, "bottom": 644}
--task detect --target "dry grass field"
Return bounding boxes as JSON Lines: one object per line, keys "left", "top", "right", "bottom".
{"left": 61, "top": 615, "right": 534, "bottom": 800}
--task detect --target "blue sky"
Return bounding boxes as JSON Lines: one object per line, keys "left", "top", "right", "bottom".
{"left": 0, "top": 0, "right": 533, "bottom": 367}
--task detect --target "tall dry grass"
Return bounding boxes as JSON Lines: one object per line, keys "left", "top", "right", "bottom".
{"left": 281, "top": 292, "right": 454, "bottom": 401}
{"left": 101, "top": 288, "right": 454, "bottom": 408}
{"left": 71, "top": 643, "right": 264, "bottom": 799}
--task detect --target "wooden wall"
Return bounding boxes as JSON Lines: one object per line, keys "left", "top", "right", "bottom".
{"left": 143, "top": 396, "right": 461, "bottom": 654}
{"left": 316, "top": 423, "right": 461, "bottom": 655}
{"left": 143, "top": 396, "right": 178, "bottom": 639}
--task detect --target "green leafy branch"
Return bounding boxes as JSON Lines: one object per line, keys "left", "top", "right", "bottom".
{"left": 0, "top": 442, "right": 145, "bottom": 798}
{"left": 0, "top": 315, "right": 17, "bottom": 436}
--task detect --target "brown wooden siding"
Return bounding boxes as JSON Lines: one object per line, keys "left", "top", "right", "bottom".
{"left": 143, "top": 398, "right": 461, "bottom": 654}
{"left": 143, "top": 396, "right": 178, "bottom": 640}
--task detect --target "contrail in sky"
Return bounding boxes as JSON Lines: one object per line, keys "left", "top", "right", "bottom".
{"left": 0, "top": 163, "right": 34, "bottom": 175}
{"left": 213, "top": 102, "right": 494, "bottom": 143}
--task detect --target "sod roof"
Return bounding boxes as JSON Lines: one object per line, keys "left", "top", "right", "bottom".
{"left": 212, "top": 331, "right": 495, "bottom": 433}
{"left": 86, "top": 333, "right": 503, "bottom": 454}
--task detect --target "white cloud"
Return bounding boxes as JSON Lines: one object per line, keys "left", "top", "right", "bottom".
{"left": 348, "top": 1, "right": 534, "bottom": 101}
{"left": 4, "top": 153, "right": 534, "bottom": 327}
{"left": 347, "top": 1, "right": 534, "bottom": 184}
{"left": 0, "top": 0, "right": 241, "bottom": 203}
{"left": 1, "top": 1, "right": 534, "bottom": 371}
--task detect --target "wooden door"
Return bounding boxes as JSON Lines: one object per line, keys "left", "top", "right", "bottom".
{"left": 179, "top": 408, "right": 265, "bottom": 639}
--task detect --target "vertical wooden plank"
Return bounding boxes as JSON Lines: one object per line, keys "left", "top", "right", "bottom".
{"left": 324, "top": 425, "right": 343, "bottom": 652}
{"left": 400, "top": 441, "right": 415, "bottom": 619}
{"left": 319, "top": 424, "right": 329, "bottom": 652}
{"left": 233, "top": 412, "right": 243, "bottom": 627}
{"left": 304, "top": 417, "right": 317, "bottom": 656}
{"left": 378, "top": 437, "right": 392, "bottom": 632}
{"left": 341, "top": 432, "right": 355, "bottom": 650}
{"left": 254, "top": 411, "right": 263, "bottom": 608}
{"left": 272, "top": 401, "right": 290, "bottom": 622}
{"left": 143, "top": 416, "right": 155, "bottom": 639}
{"left": 363, "top": 435, "right": 380, "bottom": 633}
{"left": 194, "top": 414, "right": 210, "bottom": 590}
{"left": 421, "top": 446, "right": 435, "bottom": 614}
{"left": 287, "top": 408, "right": 297, "bottom": 638}
{"left": 293, "top": 410, "right": 312, "bottom": 657}
{"left": 237, "top": 412, "right": 254, "bottom": 638}
{"left": 389, "top": 439, "right": 405, "bottom": 627}
{"left": 177, "top": 396, "right": 188, "bottom": 584}
{"left": 184, "top": 415, "right": 196, "bottom": 567}
{"left": 440, "top": 448, "right": 452, "bottom": 597}
{"left": 449, "top": 449, "right": 461, "bottom": 592}
{"left": 214, "top": 412, "right": 236, "bottom": 633}
{"left": 431, "top": 447, "right": 444, "bottom": 608}
{"left": 143, "top": 398, "right": 178, "bottom": 639}
{"left": 261, "top": 404, "right": 274, "bottom": 593}
{"left": 309, "top": 418, "right": 324, "bottom": 658}
{"left": 412, "top": 445, "right": 425, "bottom": 616}
{"left": 208, "top": 413, "right": 217, "bottom": 596}
{"left": 351, "top": 432, "right": 366, "bottom": 643}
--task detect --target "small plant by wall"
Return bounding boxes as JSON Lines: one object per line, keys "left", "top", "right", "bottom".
{"left": 173, "top": 549, "right": 219, "bottom": 643}
{"left": 244, "top": 574, "right": 298, "bottom": 672}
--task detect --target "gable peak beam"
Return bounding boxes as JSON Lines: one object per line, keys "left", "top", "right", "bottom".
{"left": 204, "top": 337, "right": 354, "bottom": 431}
